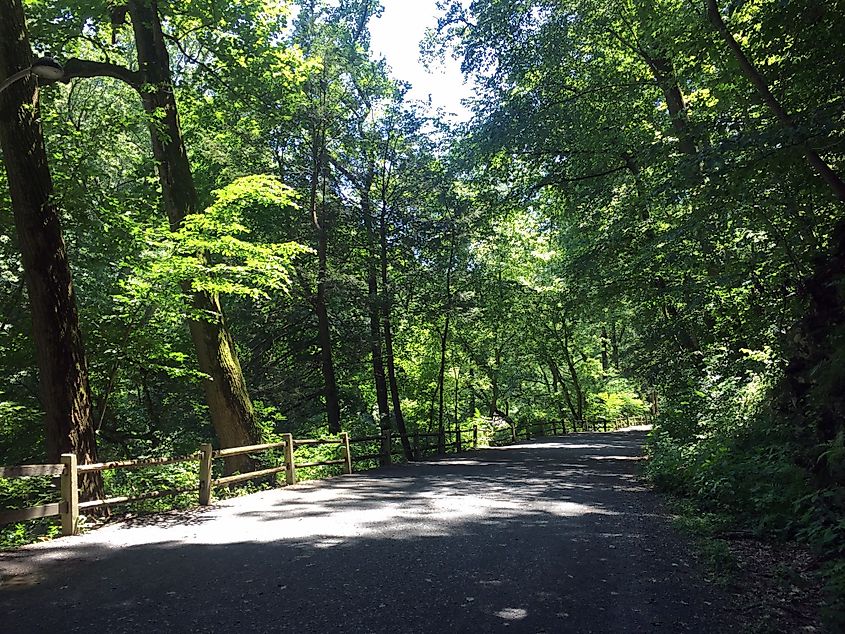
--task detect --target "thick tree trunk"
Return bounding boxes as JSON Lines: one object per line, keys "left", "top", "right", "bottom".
{"left": 314, "top": 285, "right": 342, "bottom": 433}
{"left": 128, "top": 0, "right": 261, "bottom": 473}
{"left": 0, "top": 0, "right": 103, "bottom": 501}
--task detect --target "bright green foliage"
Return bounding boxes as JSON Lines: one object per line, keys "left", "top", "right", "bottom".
{"left": 2, "top": 1, "right": 845, "bottom": 622}
{"left": 430, "top": 0, "right": 845, "bottom": 621}
{"left": 139, "top": 175, "right": 308, "bottom": 301}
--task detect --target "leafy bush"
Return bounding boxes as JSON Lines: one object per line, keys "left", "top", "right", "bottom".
{"left": 647, "top": 364, "right": 845, "bottom": 627}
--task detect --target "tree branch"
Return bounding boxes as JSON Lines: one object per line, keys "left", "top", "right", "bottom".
{"left": 533, "top": 164, "right": 629, "bottom": 191}
{"left": 60, "top": 58, "right": 143, "bottom": 89}
{"left": 705, "top": 0, "right": 845, "bottom": 202}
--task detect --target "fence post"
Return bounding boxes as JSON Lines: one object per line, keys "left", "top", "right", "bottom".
{"left": 473, "top": 424, "right": 478, "bottom": 449}
{"left": 341, "top": 432, "right": 352, "bottom": 475}
{"left": 603, "top": 419, "right": 608, "bottom": 432}
{"left": 510, "top": 422, "right": 516, "bottom": 443}
{"left": 540, "top": 423, "right": 545, "bottom": 437}
{"left": 456, "top": 427, "right": 462, "bottom": 453}
{"left": 60, "top": 453, "right": 78, "bottom": 536}
{"left": 525, "top": 424, "right": 531, "bottom": 441}
{"left": 413, "top": 431, "right": 420, "bottom": 460}
{"left": 552, "top": 420, "right": 558, "bottom": 435}
{"left": 199, "top": 443, "right": 213, "bottom": 505}
{"left": 284, "top": 434, "right": 297, "bottom": 485}
{"left": 380, "top": 430, "right": 392, "bottom": 466}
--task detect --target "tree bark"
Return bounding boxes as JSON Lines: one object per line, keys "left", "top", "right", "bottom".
{"left": 437, "top": 237, "right": 456, "bottom": 454}
{"left": 600, "top": 325, "right": 610, "bottom": 373}
{"left": 648, "top": 56, "right": 698, "bottom": 157}
{"left": 358, "top": 169, "right": 391, "bottom": 464}
{"left": 379, "top": 198, "right": 413, "bottom": 460}
{"left": 0, "top": 0, "right": 103, "bottom": 500}
{"left": 309, "top": 119, "right": 342, "bottom": 434}
{"left": 560, "top": 324, "right": 584, "bottom": 421}
{"left": 549, "top": 358, "right": 576, "bottom": 426}
{"left": 436, "top": 313, "right": 450, "bottom": 454}
{"left": 128, "top": 0, "right": 262, "bottom": 474}
{"left": 610, "top": 322, "right": 620, "bottom": 370}
{"left": 453, "top": 367, "right": 460, "bottom": 442}
{"left": 469, "top": 367, "right": 476, "bottom": 415}
{"left": 490, "top": 347, "right": 501, "bottom": 416}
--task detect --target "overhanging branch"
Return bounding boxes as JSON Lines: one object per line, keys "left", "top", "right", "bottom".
{"left": 61, "top": 58, "right": 143, "bottom": 89}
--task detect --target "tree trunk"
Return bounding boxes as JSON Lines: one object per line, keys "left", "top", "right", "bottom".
{"left": 561, "top": 326, "right": 584, "bottom": 421}
{"left": 469, "top": 367, "right": 476, "bottom": 415}
{"left": 0, "top": 0, "right": 103, "bottom": 501}
{"left": 600, "top": 325, "right": 609, "bottom": 373}
{"left": 436, "top": 236, "right": 456, "bottom": 453}
{"left": 314, "top": 287, "right": 342, "bottom": 433}
{"left": 379, "top": 205, "right": 413, "bottom": 460}
{"left": 490, "top": 347, "right": 501, "bottom": 416}
{"left": 610, "top": 322, "right": 620, "bottom": 370}
{"left": 309, "top": 122, "right": 342, "bottom": 434}
{"left": 648, "top": 56, "right": 698, "bottom": 157}
{"left": 549, "top": 358, "right": 576, "bottom": 427}
{"left": 128, "top": 0, "right": 261, "bottom": 474}
{"left": 436, "top": 313, "right": 450, "bottom": 454}
{"left": 358, "top": 171, "right": 391, "bottom": 464}
{"left": 453, "top": 368, "right": 460, "bottom": 432}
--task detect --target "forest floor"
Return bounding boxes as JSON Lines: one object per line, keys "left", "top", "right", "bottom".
{"left": 0, "top": 428, "right": 742, "bottom": 633}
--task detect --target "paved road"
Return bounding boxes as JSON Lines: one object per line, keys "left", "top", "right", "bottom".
{"left": 0, "top": 428, "right": 735, "bottom": 633}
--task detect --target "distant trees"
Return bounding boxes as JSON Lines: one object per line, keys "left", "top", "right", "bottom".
{"left": 432, "top": 0, "right": 845, "bottom": 605}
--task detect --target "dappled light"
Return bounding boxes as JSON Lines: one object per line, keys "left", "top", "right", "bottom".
{"left": 495, "top": 607, "right": 528, "bottom": 621}
{"left": 3, "top": 0, "right": 839, "bottom": 627}
{"left": 1, "top": 431, "right": 733, "bottom": 632}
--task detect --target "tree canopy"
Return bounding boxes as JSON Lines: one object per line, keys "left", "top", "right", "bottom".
{"left": 1, "top": 0, "right": 844, "bottom": 623}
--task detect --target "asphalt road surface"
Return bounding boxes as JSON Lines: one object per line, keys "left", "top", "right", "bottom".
{"left": 0, "top": 428, "right": 736, "bottom": 633}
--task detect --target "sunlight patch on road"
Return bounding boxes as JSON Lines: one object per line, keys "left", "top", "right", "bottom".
{"left": 495, "top": 607, "right": 528, "bottom": 620}
{"left": 587, "top": 455, "right": 645, "bottom": 461}
{"left": 171, "top": 492, "right": 609, "bottom": 546}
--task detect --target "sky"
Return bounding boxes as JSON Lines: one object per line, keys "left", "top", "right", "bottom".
{"left": 368, "top": 1, "right": 474, "bottom": 122}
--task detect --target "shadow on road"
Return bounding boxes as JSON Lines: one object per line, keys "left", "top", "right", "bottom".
{"left": 0, "top": 429, "right": 735, "bottom": 633}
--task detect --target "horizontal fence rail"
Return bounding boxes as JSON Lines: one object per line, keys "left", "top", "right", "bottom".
{"left": 1, "top": 415, "right": 649, "bottom": 536}
{"left": 0, "top": 464, "right": 65, "bottom": 478}
{"left": 77, "top": 454, "right": 201, "bottom": 474}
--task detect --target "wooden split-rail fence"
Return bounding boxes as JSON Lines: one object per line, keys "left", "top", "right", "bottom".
{"left": 0, "top": 416, "right": 648, "bottom": 537}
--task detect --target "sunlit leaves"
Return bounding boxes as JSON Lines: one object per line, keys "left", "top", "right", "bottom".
{"left": 131, "top": 175, "right": 311, "bottom": 302}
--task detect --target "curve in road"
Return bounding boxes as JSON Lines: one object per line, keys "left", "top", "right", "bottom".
{"left": 0, "top": 428, "right": 735, "bottom": 633}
